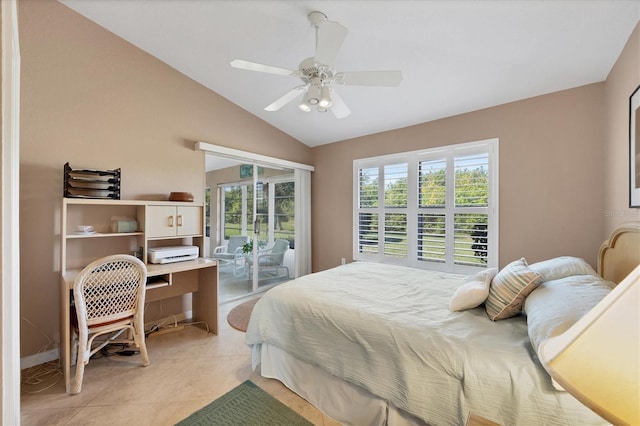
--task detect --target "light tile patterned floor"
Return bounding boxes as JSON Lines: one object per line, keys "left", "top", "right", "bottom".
{"left": 218, "top": 266, "right": 290, "bottom": 302}
{"left": 20, "top": 298, "right": 341, "bottom": 426}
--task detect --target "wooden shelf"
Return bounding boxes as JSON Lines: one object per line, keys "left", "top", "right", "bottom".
{"left": 62, "top": 198, "right": 197, "bottom": 206}
{"left": 146, "top": 276, "right": 170, "bottom": 290}
{"left": 65, "top": 232, "right": 144, "bottom": 239}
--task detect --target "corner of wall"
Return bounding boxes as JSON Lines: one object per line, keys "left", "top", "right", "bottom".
{"left": 603, "top": 21, "right": 640, "bottom": 238}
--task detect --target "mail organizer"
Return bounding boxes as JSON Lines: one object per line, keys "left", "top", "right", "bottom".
{"left": 63, "top": 162, "right": 121, "bottom": 199}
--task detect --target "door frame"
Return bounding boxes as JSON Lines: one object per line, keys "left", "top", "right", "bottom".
{"left": 2, "top": 0, "right": 21, "bottom": 422}
{"left": 216, "top": 165, "right": 295, "bottom": 298}
{"left": 248, "top": 164, "right": 296, "bottom": 294}
{"left": 196, "top": 142, "right": 314, "bottom": 173}
{"left": 199, "top": 142, "right": 314, "bottom": 301}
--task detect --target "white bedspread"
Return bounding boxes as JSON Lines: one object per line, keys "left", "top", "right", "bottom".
{"left": 245, "top": 262, "right": 606, "bottom": 425}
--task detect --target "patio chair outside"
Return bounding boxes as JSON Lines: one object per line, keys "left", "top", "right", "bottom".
{"left": 245, "top": 238, "right": 290, "bottom": 279}
{"left": 213, "top": 235, "right": 249, "bottom": 276}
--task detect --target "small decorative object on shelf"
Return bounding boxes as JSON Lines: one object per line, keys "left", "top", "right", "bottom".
{"left": 168, "top": 192, "right": 194, "bottom": 202}
{"left": 110, "top": 216, "right": 138, "bottom": 233}
{"left": 63, "top": 162, "right": 121, "bottom": 199}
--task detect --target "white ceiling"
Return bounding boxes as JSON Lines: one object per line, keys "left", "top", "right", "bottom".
{"left": 59, "top": 0, "right": 639, "bottom": 148}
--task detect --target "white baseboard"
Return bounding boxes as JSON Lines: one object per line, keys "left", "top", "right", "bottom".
{"left": 21, "top": 349, "right": 59, "bottom": 370}
{"left": 21, "top": 311, "right": 194, "bottom": 370}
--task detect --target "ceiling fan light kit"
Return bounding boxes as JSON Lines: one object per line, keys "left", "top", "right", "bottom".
{"left": 230, "top": 11, "right": 402, "bottom": 119}
{"left": 319, "top": 86, "right": 332, "bottom": 108}
{"left": 298, "top": 100, "right": 312, "bottom": 112}
{"left": 299, "top": 78, "right": 333, "bottom": 112}
{"left": 306, "top": 83, "right": 321, "bottom": 105}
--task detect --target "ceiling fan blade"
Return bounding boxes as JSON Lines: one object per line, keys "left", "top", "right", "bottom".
{"left": 337, "top": 70, "right": 403, "bottom": 87}
{"left": 329, "top": 90, "right": 351, "bottom": 119}
{"left": 230, "top": 59, "right": 297, "bottom": 77}
{"left": 264, "top": 86, "right": 306, "bottom": 111}
{"left": 314, "top": 20, "right": 348, "bottom": 67}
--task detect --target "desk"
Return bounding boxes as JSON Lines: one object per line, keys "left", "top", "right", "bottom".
{"left": 59, "top": 258, "right": 218, "bottom": 394}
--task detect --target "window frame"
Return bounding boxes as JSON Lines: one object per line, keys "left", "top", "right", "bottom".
{"left": 353, "top": 139, "right": 499, "bottom": 274}
{"left": 218, "top": 174, "right": 295, "bottom": 246}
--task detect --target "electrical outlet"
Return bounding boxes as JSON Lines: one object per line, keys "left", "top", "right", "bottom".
{"left": 341, "top": 257, "right": 346, "bottom": 265}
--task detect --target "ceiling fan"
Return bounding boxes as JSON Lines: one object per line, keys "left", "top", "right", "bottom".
{"left": 230, "top": 11, "right": 402, "bottom": 119}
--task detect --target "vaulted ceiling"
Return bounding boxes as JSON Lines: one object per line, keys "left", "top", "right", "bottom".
{"left": 60, "top": 0, "right": 640, "bottom": 147}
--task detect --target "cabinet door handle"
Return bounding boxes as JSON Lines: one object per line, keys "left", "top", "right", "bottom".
{"left": 168, "top": 216, "right": 174, "bottom": 227}
{"left": 177, "top": 215, "right": 183, "bottom": 227}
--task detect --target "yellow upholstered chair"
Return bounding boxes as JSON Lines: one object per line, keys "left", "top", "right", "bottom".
{"left": 72, "top": 254, "right": 149, "bottom": 394}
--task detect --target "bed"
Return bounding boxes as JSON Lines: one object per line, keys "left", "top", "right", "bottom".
{"left": 245, "top": 222, "right": 640, "bottom": 425}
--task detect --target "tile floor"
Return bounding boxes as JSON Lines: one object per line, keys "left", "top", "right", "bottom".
{"left": 20, "top": 297, "right": 341, "bottom": 426}
{"left": 218, "top": 268, "right": 289, "bottom": 302}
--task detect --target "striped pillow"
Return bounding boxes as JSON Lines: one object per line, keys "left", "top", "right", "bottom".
{"left": 485, "top": 258, "right": 542, "bottom": 321}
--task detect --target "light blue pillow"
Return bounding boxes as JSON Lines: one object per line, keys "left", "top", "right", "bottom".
{"left": 524, "top": 274, "right": 611, "bottom": 390}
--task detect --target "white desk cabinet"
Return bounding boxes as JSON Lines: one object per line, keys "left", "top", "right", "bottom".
{"left": 144, "top": 205, "right": 202, "bottom": 238}
{"left": 59, "top": 198, "right": 217, "bottom": 394}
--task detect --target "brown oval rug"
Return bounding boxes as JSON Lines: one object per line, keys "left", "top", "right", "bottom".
{"left": 227, "top": 298, "right": 260, "bottom": 332}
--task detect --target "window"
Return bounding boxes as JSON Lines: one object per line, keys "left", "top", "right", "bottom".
{"left": 353, "top": 139, "right": 498, "bottom": 274}
{"left": 222, "top": 184, "right": 245, "bottom": 239}
{"left": 274, "top": 181, "right": 295, "bottom": 246}
{"left": 219, "top": 176, "right": 295, "bottom": 248}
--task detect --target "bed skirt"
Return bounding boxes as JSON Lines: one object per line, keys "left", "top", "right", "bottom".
{"left": 252, "top": 343, "right": 428, "bottom": 426}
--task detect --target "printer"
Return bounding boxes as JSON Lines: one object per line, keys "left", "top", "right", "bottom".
{"left": 147, "top": 246, "right": 199, "bottom": 264}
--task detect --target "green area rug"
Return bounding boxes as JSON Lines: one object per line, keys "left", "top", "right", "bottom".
{"left": 175, "top": 380, "right": 314, "bottom": 426}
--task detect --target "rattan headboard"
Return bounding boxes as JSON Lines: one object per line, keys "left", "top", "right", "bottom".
{"left": 598, "top": 222, "right": 640, "bottom": 284}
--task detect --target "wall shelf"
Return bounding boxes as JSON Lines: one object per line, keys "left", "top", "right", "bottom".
{"left": 146, "top": 275, "right": 170, "bottom": 290}
{"left": 65, "top": 232, "right": 145, "bottom": 239}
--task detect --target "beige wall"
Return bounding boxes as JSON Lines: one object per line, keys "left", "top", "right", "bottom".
{"left": 17, "top": 0, "right": 639, "bottom": 361}
{"left": 18, "top": 1, "right": 311, "bottom": 357}
{"left": 311, "top": 22, "right": 640, "bottom": 273}
{"left": 311, "top": 83, "right": 606, "bottom": 272}
{"left": 603, "top": 22, "right": 640, "bottom": 236}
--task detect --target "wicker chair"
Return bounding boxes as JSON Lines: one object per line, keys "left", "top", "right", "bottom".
{"left": 71, "top": 254, "right": 149, "bottom": 394}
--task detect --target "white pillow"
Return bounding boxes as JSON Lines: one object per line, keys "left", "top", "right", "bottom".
{"left": 449, "top": 268, "right": 498, "bottom": 312}
{"left": 528, "top": 256, "right": 597, "bottom": 282}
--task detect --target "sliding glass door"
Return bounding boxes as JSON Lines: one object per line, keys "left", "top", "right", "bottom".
{"left": 213, "top": 162, "right": 295, "bottom": 301}
{"left": 201, "top": 142, "right": 313, "bottom": 302}
{"left": 248, "top": 167, "right": 295, "bottom": 295}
